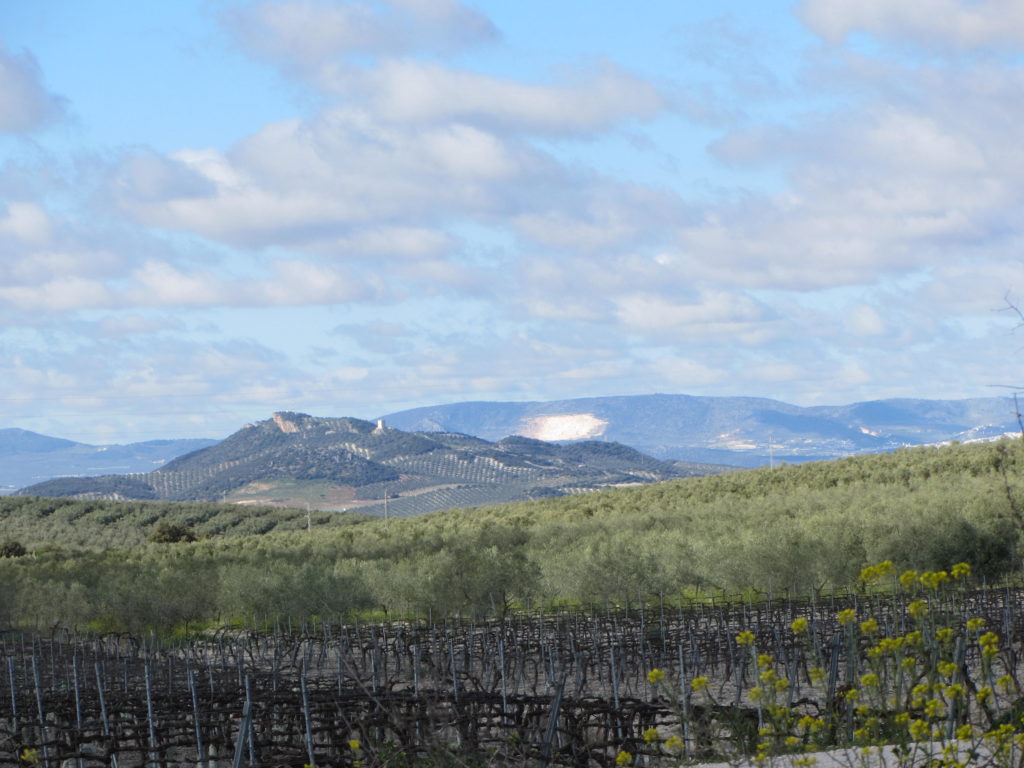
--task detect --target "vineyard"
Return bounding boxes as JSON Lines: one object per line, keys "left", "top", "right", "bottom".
{"left": 5, "top": 574, "right": 1024, "bottom": 767}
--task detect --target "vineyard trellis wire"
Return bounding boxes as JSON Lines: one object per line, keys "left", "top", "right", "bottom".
{"left": 3, "top": 582, "right": 1024, "bottom": 767}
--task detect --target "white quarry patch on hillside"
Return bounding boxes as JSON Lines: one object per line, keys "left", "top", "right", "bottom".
{"left": 517, "top": 413, "right": 608, "bottom": 441}
{"left": 713, "top": 432, "right": 759, "bottom": 450}
{"left": 272, "top": 413, "right": 300, "bottom": 433}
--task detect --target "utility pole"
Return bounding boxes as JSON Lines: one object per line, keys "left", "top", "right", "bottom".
{"left": 306, "top": 503, "right": 311, "bottom": 532}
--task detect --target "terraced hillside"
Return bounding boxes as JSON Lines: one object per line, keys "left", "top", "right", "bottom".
{"left": 18, "top": 412, "right": 726, "bottom": 514}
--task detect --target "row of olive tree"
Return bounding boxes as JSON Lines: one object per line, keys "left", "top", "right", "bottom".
{"left": 2, "top": 438, "right": 1022, "bottom": 632}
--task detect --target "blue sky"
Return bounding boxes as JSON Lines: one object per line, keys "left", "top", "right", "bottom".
{"left": 2, "top": 0, "right": 1024, "bottom": 443}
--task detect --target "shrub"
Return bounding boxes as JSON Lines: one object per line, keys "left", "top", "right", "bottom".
{"left": 0, "top": 540, "right": 27, "bottom": 558}
{"left": 147, "top": 522, "right": 196, "bottom": 544}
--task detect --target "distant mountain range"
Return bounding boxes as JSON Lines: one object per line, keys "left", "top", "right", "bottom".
{"left": 383, "top": 394, "right": 1023, "bottom": 467}
{"left": 0, "top": 429, "right": 216, "bottom": 493}
{"left": 6, "top": 394, "right": 1020, "bottom": 503}
{"left": 17, "top": 412, "right": 719, "bottom": 515}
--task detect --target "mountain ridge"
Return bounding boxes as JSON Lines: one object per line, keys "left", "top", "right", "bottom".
{"left": 382, "top": 394, "right": 1022, "bottom": 467}
{"left": 18, "top": 412, "right": 721, "bottom": 515}
{"left": 0, "top": 429, "right": 217, "bottom": 493}
{"left": 6, "top": 394, "right": 1020, "bottom": 492}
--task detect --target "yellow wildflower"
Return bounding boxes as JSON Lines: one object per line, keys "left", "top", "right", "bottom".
{"left": 907, "top": 600, "right": 928, "bottom": 619}
{"left": 643, "top": 727, "right": 659, "bottom": 744}
{"left": 909, "top": 719, "right": 929, "bottom": 739}
{"left": 860, "top": 617, "right": 879, "bottom": 635}
{"left": 646, "top": 668, "right": 665, "bottom": 685}
{"left": 951, "top": 562, "right": 971, "bottom": 579}
{"left": 691, "top": 676, "right": 709, "bottom": 692}
{"left": 615, "top": 750, "right": 633, "bottom": 766}
{"left": 981, "top": 632, "right": 1000, "bottom": 660}
{"left": 736, "top": 630, "right": 755, "bottom": 647}
{"left": 791, "top": 616, "right": 809, "bottom": 633}
{"left": 838, "top": 608, "right": 857, "bottom": 626}
{"left": 899, "top": 570, "right": 919, "bottom": 589}
{"left": 920, "top": 570, "right": 949, "bottom": 589}
{"left": 924, "top": 698, "right": 945, "bottom": 718}
{"left": 956, "top": 724, "right": 975, "bottom": 740}
{"left": 860, "top": 560, "right": 894, "bottom": 583}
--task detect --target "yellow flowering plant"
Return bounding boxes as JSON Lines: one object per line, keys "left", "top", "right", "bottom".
{"left": 625, "top": 561, "right": 1024, "bottom": 768}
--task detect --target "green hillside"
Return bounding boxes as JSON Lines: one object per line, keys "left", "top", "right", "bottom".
{"left": 0, "top": 496, "right": 368, "bottom": 550}
{"left": 1, "top": 437, "right": 1021, "bottom": 631}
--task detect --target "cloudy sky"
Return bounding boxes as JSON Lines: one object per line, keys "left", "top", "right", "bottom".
{"left": 2, "top": 0, "right": 1023, "bottom": 443}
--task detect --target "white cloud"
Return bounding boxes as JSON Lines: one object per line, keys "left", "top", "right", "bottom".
{"left": 127, "top": 259, "right": 372, "bottom": 308}
{"left": 0, "top": 253, "right": 379, "bottom": 313}
{"left": 680, "top": 59, "right": 1024, "bottom": 292}
{"left": 129, "top": 261, "right": 233, "bottom": 307}
{"left": 919, "top": 262, "right": 1024, "bottom": 313}
{"left": 0, "top": 43, "right": 65, "bottom": 133}
{"left": 836, "top": 360, "right": 872, "bottom": 387}
{"left": 306, "top": 226, "right": 457, "bottom": 259}
{"left": 512, "top": 181, "right": 683, "bottom": 251}
{"left": 222, "top": 0, "right": 496, "bottom": 71}
{"left": 800, "top": 0, "right": 1024, "bottom": 51}
{"left": 110, "top": 149, "right": 215, "bottom": 202}
{"left": 330, "top": 365, "right": 370, "bottom": 381}
{"left": 111, "top": 107, "right": 553, "bottom": 249}
{"left": 0, "top": 276, "right": 113, "bottom": 312}
{"left": 845, "top": 304, "right": 886, "bottom": 336}
{"left": 0, "top": 201, "right": 52, "bottom": 243}
{"left": 615, "top": 290, "right": 767, "bottom": 334}
{"left": 95, "top": 313, "right": 184, "bottom": 336}
{"left": 258, "top": 259, "right": 372, "bottom": 304}
{"left": 647, "top": 357, "right": 725, "bottom": 388}
{"left": 333, "top": 58, "right": 663, "bottom": 135}
{"left": 105, "top": 99, "right": 681, "bottom": 281}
